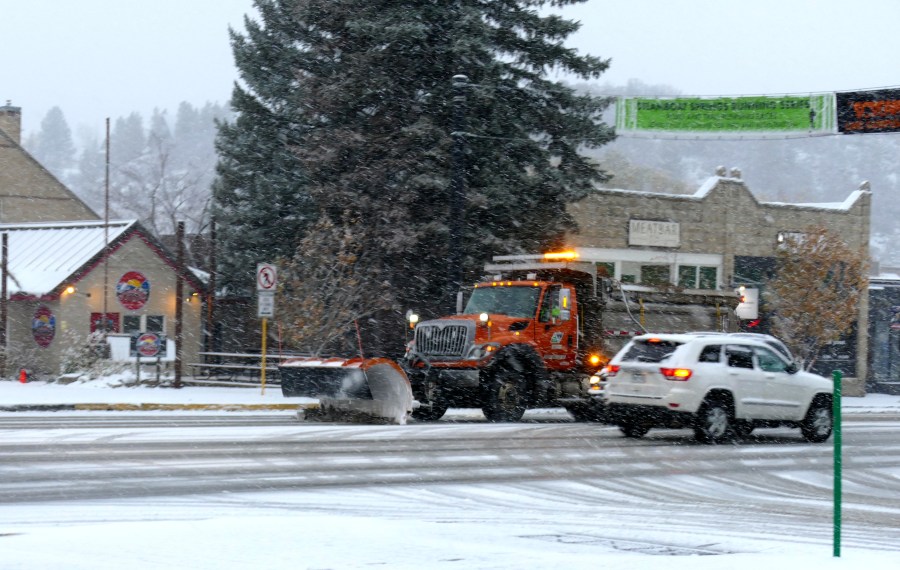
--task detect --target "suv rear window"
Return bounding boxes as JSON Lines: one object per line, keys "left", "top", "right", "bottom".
{"left": 620, "top": 339, "right": 682, "bottom": 363}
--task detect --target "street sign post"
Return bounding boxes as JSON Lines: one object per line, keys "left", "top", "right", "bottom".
{"left": 255, "top": 264, "right": 277, "bottom": 395}
{"left": 257, "top": 291, "right": 275, "bottom": 318}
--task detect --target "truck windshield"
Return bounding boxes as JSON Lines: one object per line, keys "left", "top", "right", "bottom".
{"left": 463, "top": 286, "right": 541, "bottom": 318}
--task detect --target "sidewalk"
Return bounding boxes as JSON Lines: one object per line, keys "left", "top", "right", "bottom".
{"left": 2, "top": 375, "right": 900, "bottom": 416}
{"left": 0, "top": 376, "right": 315, "bottom": 412}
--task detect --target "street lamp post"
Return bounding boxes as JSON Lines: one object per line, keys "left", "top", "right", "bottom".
{"left": 448, "top": 74, "right": 468, "bottom": 313}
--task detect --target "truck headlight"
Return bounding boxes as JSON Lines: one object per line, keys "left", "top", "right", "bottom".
{"left": 466, "top": 343, "right": 501, "bottom": 360}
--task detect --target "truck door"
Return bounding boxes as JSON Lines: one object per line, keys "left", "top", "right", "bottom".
{"left": 537, "top": 285, "right": 578, "bottom": 370}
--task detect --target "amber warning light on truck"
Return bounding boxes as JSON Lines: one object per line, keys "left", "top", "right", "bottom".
{"left": 542, "top": 250, "right": 579, "bottom": 260}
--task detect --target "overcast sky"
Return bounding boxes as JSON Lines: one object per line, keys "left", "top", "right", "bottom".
{"left": 5, "top": 0, "right": 900, "bottom": 140}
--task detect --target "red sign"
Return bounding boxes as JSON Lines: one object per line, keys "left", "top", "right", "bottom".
{"left": 32, "top": 306, "right": 56, "bottom": 348}
{"left": 116, "top": 271, "right": 150, "bottom": 310}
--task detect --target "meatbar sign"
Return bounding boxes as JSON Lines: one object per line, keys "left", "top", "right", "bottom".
{"left": 629, "top": 219, "right": 680, "bottom": 248}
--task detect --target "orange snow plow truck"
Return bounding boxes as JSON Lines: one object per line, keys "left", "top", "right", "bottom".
{"left": 280, "top": 251, "right": 739, "bottom": 423}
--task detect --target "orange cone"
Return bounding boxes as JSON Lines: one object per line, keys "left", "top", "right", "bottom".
{"left": 19, "top": 369, "right": 27, "bottom": 384}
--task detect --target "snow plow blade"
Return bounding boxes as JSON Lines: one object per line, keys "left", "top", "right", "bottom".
{"left": 279, "top": 357, "right": 414, "bottom": 424}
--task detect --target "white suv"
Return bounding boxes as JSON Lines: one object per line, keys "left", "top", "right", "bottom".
{"left": 604, "top": 333, "right": 833, "bottom": 443}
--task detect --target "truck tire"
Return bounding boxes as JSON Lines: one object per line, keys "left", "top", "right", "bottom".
{"left": 694, "top": 396, "right": 734, "bottom": 444}
{"left": 411, "top": 401, "right": 448, "bottom": 422}
{"left": 481, "top": 351, "right": 528, "bottom": 423}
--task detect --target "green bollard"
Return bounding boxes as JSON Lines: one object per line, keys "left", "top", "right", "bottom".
{"left": 832, "top": 369, "right": 842, "bottom": 558}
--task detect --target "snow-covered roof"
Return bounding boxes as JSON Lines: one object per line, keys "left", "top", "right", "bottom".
{"left": 762, "top": 189, "right": 869, "bottom": 211}
{"left": 1, "top": 220, "right": 136, "bottom": 297}
{"left": 595, "top": 176, "right": 868, "bottom": 212}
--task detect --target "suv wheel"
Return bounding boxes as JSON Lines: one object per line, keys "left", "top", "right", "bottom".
{"left": 619, "top": 422, "right": 650, "bottom": 438}
{"left": 732, "top": 419, "right": 754, "bottom": 438}
{"left": 694, "top": 398, "right": 734, "bottom": 444}
{"left": 800, "top": 399, "right": 833, "bottom": 443}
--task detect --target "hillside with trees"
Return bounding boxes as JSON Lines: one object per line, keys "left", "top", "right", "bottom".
{"left": 24, "top": 102, "right": 230, "bottom": 268}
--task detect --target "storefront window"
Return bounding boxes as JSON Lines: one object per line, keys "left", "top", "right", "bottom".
{"left": 641, "top": 265, "right": 670, "bottom": 286}
{"left": 677, "top": 265, "right": 718, "bottom": 290}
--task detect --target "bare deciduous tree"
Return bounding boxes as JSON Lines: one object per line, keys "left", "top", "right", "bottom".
{"left": 766, "top": 225, "right": 868, "bottom": 370}
{"left": 276, "top": 217, "right": 394, "bottom": 356}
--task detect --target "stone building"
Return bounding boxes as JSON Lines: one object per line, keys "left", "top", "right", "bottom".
{"left": 566, "top": 167, "right": 871, "bottom": 395}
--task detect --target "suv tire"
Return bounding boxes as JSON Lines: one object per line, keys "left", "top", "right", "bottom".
{"left": 619, "top": 422, "right": 650, "bottom": 438}
{"left": 694, "top": 397, "right": 734, "bottom": 444}
{"left": 800, "top": 398, "right": 833, "bottom": 443}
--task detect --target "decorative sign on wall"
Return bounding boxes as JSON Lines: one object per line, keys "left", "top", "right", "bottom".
{"left": 32, "top": 305, "right": 56, "bottom": 348}
{"left": 116, "top": 271, "right": 151, "bottom": 310}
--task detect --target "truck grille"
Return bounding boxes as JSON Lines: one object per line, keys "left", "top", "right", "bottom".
{"left": 415, "top": 321, "right": 473, "bottom": 357}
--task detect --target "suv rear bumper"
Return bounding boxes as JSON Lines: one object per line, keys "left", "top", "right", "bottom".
{"left": 606, "top": 402, "right": 696, "bottom": 429}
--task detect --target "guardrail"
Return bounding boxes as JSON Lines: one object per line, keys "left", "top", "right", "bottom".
{"left": 187, "top": 352, "right": 309, "bottom": 386}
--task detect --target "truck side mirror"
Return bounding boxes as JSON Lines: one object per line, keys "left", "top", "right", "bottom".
{"left": 558, "top": 288, "right": 571, "bottom": 321}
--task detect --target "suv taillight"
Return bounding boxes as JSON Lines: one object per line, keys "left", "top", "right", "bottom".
{"left": 660, "top": 367, "right": 692, "bottom": 381}
{"left": 606, "top": 365, "right": 620, "bottom": 377}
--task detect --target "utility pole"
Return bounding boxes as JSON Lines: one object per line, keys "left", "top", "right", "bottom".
{"left": 174, "top": 221, "right": 184, "bottom": 389}
{"left": 448, "top": 74, "right": 468, "bottom": 313}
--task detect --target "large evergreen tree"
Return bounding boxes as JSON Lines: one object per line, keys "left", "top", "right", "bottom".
{"left": 214, "top": 0, "right": 615, "bottom": 352}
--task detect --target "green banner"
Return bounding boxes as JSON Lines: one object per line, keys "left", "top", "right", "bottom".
{"left": 616, "top": 95, "right": 835, "bottom": 133}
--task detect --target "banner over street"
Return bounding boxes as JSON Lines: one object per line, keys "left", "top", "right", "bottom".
{"left": 616, "top": 95, "right": 836, "bottom": 133}
{"left": 836, "top": 88, "right": 900, "bottom": 134}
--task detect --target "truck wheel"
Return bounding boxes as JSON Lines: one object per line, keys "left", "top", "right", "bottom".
{"left": 800, "top": 398, "right": 832, "bottom": 443}
{"left": 411, "top": 401, "right": 448, "bottom": 422}
{"left": 482, "top": 353, "right": 527, "bottom": 422}
{"left": 694, "top": 397, "right": 734, "bottom": 444}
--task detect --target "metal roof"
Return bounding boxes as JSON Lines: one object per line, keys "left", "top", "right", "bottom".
{"left": 1, "top": 220, "right": 135, "bottom": 297}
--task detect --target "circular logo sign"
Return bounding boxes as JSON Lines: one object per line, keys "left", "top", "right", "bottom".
{"left": 32, "top": 305, "right": 56, "bottom": 348}
{"left": 136, "top": 333, "right": 161, "bottom": 357}
{"left": 116, "top": 271, "right": 150, "bottom": 310}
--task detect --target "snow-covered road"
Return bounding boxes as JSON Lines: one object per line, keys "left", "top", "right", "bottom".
{"left": 2, "top": 381, "right": 899, "bottom": 568}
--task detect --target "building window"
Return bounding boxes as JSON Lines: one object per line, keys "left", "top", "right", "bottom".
{"left": 90, "top": 312, "right": 120, "bottom": 333}
{"left": 678, "top": 266, "right": 696, "bottom": 288}
{"left": 123, "top": 315, "right": 165, "bottom": 334}
{"left": 123, "top": 316, "right": 141, "bottom": 334}
{"left": 596, "top": 262, "right": 615, "bottom": 278}
{"left": 699, "top": 267, "right": 717, "bottom": 289}
{"left": 640, "top": 265, "right": 670, "bottom": 286}
{"left": 146, "top": 315, "right": 165, "bottom": 333}
{"left": 677, "top": 266, "right": 718, "bottom": 290}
